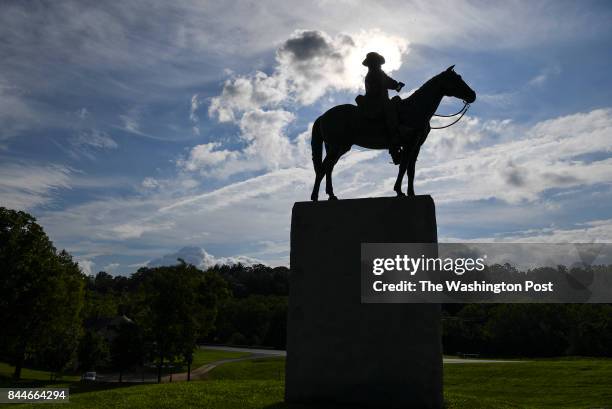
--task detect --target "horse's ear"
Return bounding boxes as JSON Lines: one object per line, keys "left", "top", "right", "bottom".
{"left": 446, "top": 65, "right": 455, "bottom": 72}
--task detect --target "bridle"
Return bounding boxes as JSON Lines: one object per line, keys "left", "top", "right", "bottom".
{"left": 430, "top": 101, "right": 470, "bottom": 129}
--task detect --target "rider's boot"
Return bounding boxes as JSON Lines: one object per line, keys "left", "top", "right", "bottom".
{"left": 389, "top": 131, "right": 402, "bottom": 165}
{"left": 385, "top": 98, "right": 403, "bottom": 165}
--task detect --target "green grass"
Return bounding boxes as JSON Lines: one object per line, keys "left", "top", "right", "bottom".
{"left": 7, "top": 357, "right": 612, "bottom": 408}
{"left": 0, "top": 362, "right": 79, "bottom": 383}
{"left": 206, "top": 357, "right": 286, "bottom": 381}
{"left": 444, "top": 358, "right": 612, "bottom": 408}
{"left": 207, "top": 357, "right": 612, "bottom": 408}
{"left": 11, "top": 380, "right": 284, "bottom": 409}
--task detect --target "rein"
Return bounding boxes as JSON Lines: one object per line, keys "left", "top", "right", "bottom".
{"left": 430, "top": 102, "right": 470, "bottom": 129}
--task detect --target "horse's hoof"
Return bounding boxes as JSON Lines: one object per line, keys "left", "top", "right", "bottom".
{"left": 328, "top": 194, "right": 338, "bottom": 201}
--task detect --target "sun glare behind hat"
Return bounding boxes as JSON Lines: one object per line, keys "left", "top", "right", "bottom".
{"left": 362, "top": 52, "right": 385, "bottom": 67}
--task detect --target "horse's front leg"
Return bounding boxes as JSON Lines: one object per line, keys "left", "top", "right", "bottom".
{"left": 394, "top": 148, "right": 409, "bottom": 197}
{"left": 407, "top": 145, "right": 421, "bottom": 196}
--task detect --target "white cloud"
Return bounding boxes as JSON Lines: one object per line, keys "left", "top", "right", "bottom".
{"left": 148, "top": 246, "right": 261, "bottom": 269}
{"left": 180, "top": 142, "right": 240, "bottom": 172}
{"left": 161, "top": 167, "right": 311, "bottom": 212}
{"left": 120, "top": 116, "right": 139, "bottom": 133}
{"left": 0, "top": 163, "right": 71, "bottom": 210}
{"left": 5, "top": 0, "right": 591, "bottom": 71}
{"left": 509, "top": 219, "right": 612, "bottom": 243}
{"left": 190, "top": 94, "right": 201, "bottom": 135}
{"left": 240, "top": 109, "right": 296, "bottom": 167}
{"left": 71, "top": 129, "right": 118, "bottom": 149}
{"left": 110, "top": 220, "right": 175, "bottom": 240}
{"left": 0, "top": 80, "right": 40, "bottom": 140}
{"left": 181, "top": 109, "right": 300, "bottom": 179}
{"left": 32, "top": 150, "right": 384, "bottom": 267}
{"left": 102, "top": 262, "right": 120, "bottom": 273}
{"left": 1, "top": 0, "right": 608, "bottom": 146}
{"left": 209, "top": 72, "right": 287, "bottom": 123}
{"left": 77, "top": 258, "right": 95, "bottom": 275}
{"left": 209, "top": 29, "right": 408, "bottom": 122}
{"left": 444, "top": 218, "right": 612, "bottom": 244}
{"left": 190, "top": 94, "right": 200, "bottom": 122}
{"left": 191, "top": 29, "right": 407, "bottom": 180}
{"left": 35, "top": 170, "right": 308, "bottom": 268}
{"left": 528, "top": 65, "right": 561, "bottom": 87}
{"left": 141, "top": 177, "right": 160, "bottom": 189}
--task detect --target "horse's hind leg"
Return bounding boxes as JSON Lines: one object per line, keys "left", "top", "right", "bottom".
{"left": 324, "top": 151, "right": 340, "bottom": 200}
{"left": 311, "top": 155, "right": 330, "bottom": 202}
{"left": 325, "top": 146, "right": 348, "bottom": 200}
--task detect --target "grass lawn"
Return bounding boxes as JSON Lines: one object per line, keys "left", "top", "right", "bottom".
{"left": 0, "top": 362, "right": 79, "bottom": 383}
{"left": 444, "top": 358, "right": 612, "bottom": 408}
{"left": 169, "top": 347, "right": 252, "bottom": 374}
{"left": 208, "top": 357, "right": 612, "bottom": 408}
{"left": 7, "top": 356, "right": 612, "bottom": 408}
{"left": 206, "top": 357, "right": 286, "bottom": 381}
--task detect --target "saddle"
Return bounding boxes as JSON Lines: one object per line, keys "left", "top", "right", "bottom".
{"left": 355, "top": 94, "right": 384, "bottom": 120}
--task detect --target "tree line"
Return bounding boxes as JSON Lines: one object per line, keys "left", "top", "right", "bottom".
{"left": 443, "top": 303, "right": 612, "bottom": 357}
{"left": 1, "top": 207, "right": 611, "bottom": 383}
{"left": 0, "top": 207, "right": 288, "bottom": 382}
{"left": 80, "top": 264, "right": 289, "bottom": 382}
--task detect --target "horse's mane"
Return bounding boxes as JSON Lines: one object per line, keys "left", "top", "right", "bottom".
{"left": 401, "top": 72, "right": 443, "bottom": 107}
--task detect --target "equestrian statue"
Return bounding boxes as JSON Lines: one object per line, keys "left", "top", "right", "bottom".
{"left": 310, "top": 52, "right": 476, "bottom": 201}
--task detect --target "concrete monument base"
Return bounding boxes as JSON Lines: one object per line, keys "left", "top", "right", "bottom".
{"left": 286, "top": 196, "right": 442, "bottom": 409}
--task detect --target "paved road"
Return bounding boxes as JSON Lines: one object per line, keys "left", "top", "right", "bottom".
{"left": 99, "top": 346, "right": 523, "bottom": 383}
{"left": 442, "top": 358, "right": 524, "bottom": 364}
{"left": 202, "top": 345, "right": 524, "bottom": 364}
{"left": 204, "top": 345, "right": 286, "bottom": 356}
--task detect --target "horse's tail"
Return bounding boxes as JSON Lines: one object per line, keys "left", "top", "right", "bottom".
{"left": 311, "top": 117, "right": 323, "bottom": 174}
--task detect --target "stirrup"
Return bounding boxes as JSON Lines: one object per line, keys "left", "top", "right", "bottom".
{"left": 390, "top": 148, "right": 402, "bottom": 165}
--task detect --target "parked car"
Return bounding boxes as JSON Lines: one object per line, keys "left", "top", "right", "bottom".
{"left": 81, "top": 372, "right": 96, "bottom": 382}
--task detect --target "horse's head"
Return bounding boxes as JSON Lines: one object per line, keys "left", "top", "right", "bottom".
{"left": 439, "top": 65, "right": 476, "bottom": 103}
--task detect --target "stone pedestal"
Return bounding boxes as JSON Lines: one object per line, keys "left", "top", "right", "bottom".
{"left": 286, "top": 196, "right": 442, "bottom": 409}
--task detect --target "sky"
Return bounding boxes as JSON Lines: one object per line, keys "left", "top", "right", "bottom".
{"left": 1, "top": 0, "right": 612, "bottom": 275}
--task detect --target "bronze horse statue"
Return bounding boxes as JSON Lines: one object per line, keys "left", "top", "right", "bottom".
{"left": 310, "top": 65, "right": 476, "bottom": 201}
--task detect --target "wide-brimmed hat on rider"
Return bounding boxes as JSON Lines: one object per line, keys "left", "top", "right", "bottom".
{"left": 362, "top": 52, "right": 385, "bottom": 67}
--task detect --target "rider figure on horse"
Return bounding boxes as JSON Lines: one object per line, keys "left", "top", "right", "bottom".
{"left": 361, "top": 52, "right": 405, "bottom": 164}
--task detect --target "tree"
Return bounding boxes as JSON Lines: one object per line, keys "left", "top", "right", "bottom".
{"left": 484, "top": 304, "right": 570, "bottom": 357}
{"left": 263, "top": 297, "right": 288, "bottom": 349}
{"left": 567, "top": 304, "right": 612, "bottom": 357}
{"left": 215, "top": 295, "right": 285, "bottom": 346}
{"left": 0, "top": 208, "right": 85, "bottom": 379}
{"left": 133, "top": 261, "right": 228, "bottom": 383}
{"left": 78, "top": 329, "right": 110, "bottom": 372}
{"left": 109, "top": 318, "right": 143, "bottom": 382}
{"left": 180, "top": 270, "right": 229, "bottom": 381}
